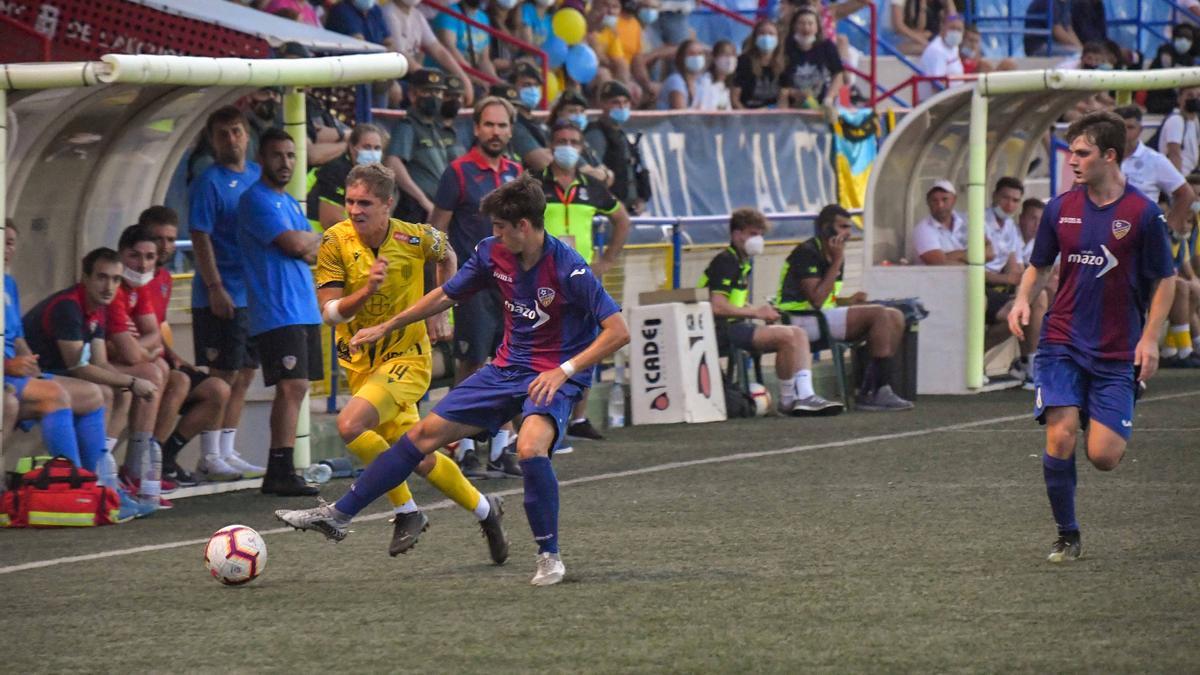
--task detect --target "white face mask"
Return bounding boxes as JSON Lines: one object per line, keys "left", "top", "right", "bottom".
{"left": 715, "top": 55, "right": 737, "bottom": 74}
{"left": 993, "top": 205, "right": 1014, "bottom": 221}
{"left": 122, "top": 267, "right": 154, "bottom": 288}
{"left": 401, "top": 0, "right": 422, "bottom": 7}
{"left": 944, "top": 29, "right": 963, "bottom": 48}
{"left": 602, "top": 14, "right": 618, "bottom": 29}
{"left": 743, "top": 234, "right": 765, "bottom": 257}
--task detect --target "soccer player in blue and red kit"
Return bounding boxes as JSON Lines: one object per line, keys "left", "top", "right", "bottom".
{"left": 277, "top": 174, "right": 630, "bottom": 586}
{"left": 1009, "top": 111, "right": 1176, "bottom": 563}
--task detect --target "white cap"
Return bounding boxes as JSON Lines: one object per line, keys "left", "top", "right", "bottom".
{"left": 927, "top": 179, "right": 957, "bottom": 196}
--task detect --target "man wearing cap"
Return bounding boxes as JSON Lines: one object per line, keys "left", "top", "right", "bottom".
{"left": 385, "top": 69, "right": 463, "bottom": 223}
{"left": 585, "top": 80, "right": 651, "bottom": 215}
{"left": 911, "top": 180, "right": 969, "bottom": 265}
{"left": 509, "top": 63, "right": 553, "bottom": 172}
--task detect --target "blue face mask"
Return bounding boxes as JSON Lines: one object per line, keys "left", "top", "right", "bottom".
{"left": 553, "top": 145, "right": 580, "bottom": 169}
{"left": 685, "top": 54, "right": 706, "bottom": 73}
{"left": 1095, "top": 63, "right": 1113, "bottom": 71}
{"left": 519, "top": 86, "right": 542, "bottom": 109}
{"left": 569, "top": 113, "right": 588, "bottom": 131}
{"left": 638, "top": 8, "right": 658, "bottom": 24}
{"left": 353, "top": 0, "right": 376, "bottom": 10}
{"left": 610, "top": 105, "right": 631, "bottom": 123}
{"left": 356, "top": 149, "right": 383, "bottom": 166}
{"left": 755, "top": 34, "right": 777, "bottom": 53}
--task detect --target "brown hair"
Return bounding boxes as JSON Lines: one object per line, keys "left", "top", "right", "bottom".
{"left": 205, "top": 105, "right": 248, "bottom": 137}
{"left": 729, "top": 207, "right": 769, "bottom": 233}
{"left": 138, "top": 206, "right": 179, "bottom": 228}
{"left": 1065, "top": 110, "right": 1127, "bottom": 163}
{"left": 480, "top": 173, "right": 545, "bottom": 230}
{"left": 473, "top": 96, "right": 516, "bottom": 126}
{"left": 346, "top": 163, "right": 396, "bottom": 202}
{"left": 349, "top": 122, "right": 390, "bottom": 149}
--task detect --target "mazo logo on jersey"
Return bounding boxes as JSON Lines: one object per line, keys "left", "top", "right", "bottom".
{"left": 505, "top": 298, "right": 550, "bottom": 328}
{"left": 1066, "top": 244, "right": 1118, "bottom": 278}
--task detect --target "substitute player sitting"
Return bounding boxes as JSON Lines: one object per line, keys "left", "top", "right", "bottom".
{"left": 1009, "top": 111, "right": 1176, "bottom": 564}
{"left": 278, "top": 174, "right": 630, "bottom": 586}
{"left": 315, "top": 163, "right": 508, "bottom": 561}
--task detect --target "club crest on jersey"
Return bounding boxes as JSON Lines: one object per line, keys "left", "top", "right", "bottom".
{"left": 537, "top": 287, "right": 556, "bottom": 307}
{"left": 1111, "top": 219, "right": 1131, "bottom": 240}
{"left": 282, "top": 355, "right": 297, "bottom": 371}
{"left": 407, "top": 235, "right": 421, "bottom": 245}
{"left": 577, "top": 187, "right": 589, "bottom": 202}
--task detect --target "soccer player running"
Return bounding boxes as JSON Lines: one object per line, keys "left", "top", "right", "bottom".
{"left": 314, "top": 162, "right": 508, "bottom": 560}
{"left": 1009, "top": 111, "right": 1176, "bottom": 563}
{"left": 277, "top": 174, "right": 630, "bottom": 586}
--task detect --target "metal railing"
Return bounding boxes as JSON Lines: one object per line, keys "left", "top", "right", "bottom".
{"left": 963, "top": 0, "right": 1053, "bottom": 58}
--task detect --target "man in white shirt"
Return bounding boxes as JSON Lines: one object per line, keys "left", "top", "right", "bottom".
{"left": 917, "top": 13, "right": 964, "bottom": 102}
{"left": 1118, "top": 105, "right": 1196, "bottom": 235}
{"left": 381, "top": 0, "right": 474, "bottom": 108}
{"left": 984, "top": 177, "right": 1045, "bottom": 385}
{"left": 1017, "top": 197, "right": 1045, "bottom": 266}
{"left": 1157, "top": 85, "right": 1200, "bottom": 177}
{"left": 910, "top": 180, "right": 968, "bottom": 264}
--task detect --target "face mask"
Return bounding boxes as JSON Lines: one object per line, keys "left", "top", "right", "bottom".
{"left": 253, "top": 100, "right": 277, "bottom": 121}
{"left": 1187, "top": 98, "right": 1200, "bottom": 114}
{"left": 685, "top": 54, "right": 706, "bottom": 73}
{"left": 416, "top": 95, "right": 440, "bottom": 118}
{"left": 122, "top": 267, "right": 154, "bottom": 288}
{"left": 1175, "top": 38, "right": 1193, "bottom": 54}
{"left": 1191, "top": 201, "right": 1200, "bottom": 215}
{"left": 602, "top": 14, "right": 618, "bottom": 29}
{"left": 519, "top": 86, "right": 542, "bottom": 109}
{"left": 496, "top": 0, "right": 518, "bottom": 9}
{"left": 944, "top": 30, "right": 963, "bottom": 48}
{"left": 756, "top": 34, "right": 777, "bottom": 53}
{"left": 610, "top": 105, "right": 631, "bottom": 123}
{"left": 553, "top": 145, "right": 580, "bottom": 169}
{"left": 715, "top": 55, "right": 737, "bottom": 74}
{"left": 463, "top": 0, "right": 483, "bottom": 8}
{"left": 795, "top": 34, "right": 816, "bottom": 50}
{"left": 1095, "top": 62, "right": 1113, "bottom": 71}
{"left": 743, "top": 234, "right": 765, "bottom": 257}
{"left": 352, "top": 0, "right": 376, "bottom": 10}
{"left": 355, "top": 148, "right": 383, "bottom": 166}
{"left": 638, "top": 8, "right": 658, "bottom": 24}
{"left": 569, "top": 112, "right": 588, "bottom": 131}
{"left": 400, "top": 0, "right": 421, "bottom": 7}
{"left": 535, "top": 0, "right": 555, "bottom": 7}
{"left": 960, "top": 45, "right": 976, "bottom": 59}
{"left": 992, "top": 205, "right": 1014, "bottom": 221}
{"left": 441, "top": 99, "right": 461, "bottom": 119}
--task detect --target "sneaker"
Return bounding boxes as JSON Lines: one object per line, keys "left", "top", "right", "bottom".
{"left": 274, "top": 499, "right": 350, "bottom": 542}
{"left": 1161, "top": 355, "right": 1199, "bottom": 369}
{"left": 157, "top": 496, "right": 174, "bottom": 510}
{"left": 1047, "top": 531, "right": 1082, "bottom": 563}
{"left": 566, "top": 419, "right": 604, "bottom": 441}
{"left": 162, "top": 461, "right": 199, "bottom": 488}
{"left": 388, "top": 510, "right": 429, "bottom": 556}
{"left": 554, "top": 445, "right": 575, "bottom": 455}
{"left": 1008, "top": 357, "right": 1028, "bottom": 381}
{"left": 117, "top": 468, "right": 179, "bottom": 493}
{"left": 261, "top": 471, "right": 319, "bottom": 497}
{"left": 114, "top": 487, "right": 155, "bottom": 521}
{"left": 855, "top": 385, "right": 915, "bottom": 412}
{"left": 530, "top": 552, "right": 565, "bottom": 587}
{"left": 478, "top": 495, "right": 509, "bottom": 564}
{"left": 1022, "top": 374, "right": 1036, "bottom": 391}
{"left": 460, "top": 451, "right": 490, "bottom": 480}
{"left": 222, "top": 448, "right": 266, "bottom": 479}
{"left": 196, "top": 455, "right": 243, "bottom": 482}
{"left": 486, "top": 449, "right": 523, "bottom": 478}
{"left": 783, "top": 395, "right": 844, "bottom": 417}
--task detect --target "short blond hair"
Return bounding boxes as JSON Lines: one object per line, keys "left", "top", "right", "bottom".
{"left": 346, "top": 163, "right": 396, "bottom": 202}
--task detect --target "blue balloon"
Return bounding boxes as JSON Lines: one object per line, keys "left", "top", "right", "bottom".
{"left": 565, "top": 44, "right": 598, "bottom": 85}
{"left": 543, "top": 35, "right": 568, "bottom": 69}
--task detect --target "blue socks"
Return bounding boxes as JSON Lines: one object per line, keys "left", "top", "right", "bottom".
{"left": 41, "top": 408, "right": 81, "bottom": 467}
{"left": 1043, "top": 452, "right": 1078, "bottom": 534}
{"left": 520, "top": 456, "right": 559, "bottom": 554}
{"left": 334, "top": 435, "right": 426, "bottom": 517}
{"left": 74, "top": 408, "right": 107, "bottom": 473}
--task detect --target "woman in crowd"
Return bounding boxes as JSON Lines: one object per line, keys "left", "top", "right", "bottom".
{"left": 659, "top": 39, "right": 707, "bottom": 110}
{"left": 732, "top": 20, "right": 783, "bottom": 109}
{"left": 695, "top": 39, "right": 737, "bottom": 111}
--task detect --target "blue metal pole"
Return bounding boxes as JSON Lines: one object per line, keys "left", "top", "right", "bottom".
{"left": 671, "top": 220, "right": 682, "bottom": 289}
{"left": 327, "top": 324, "right": 338, "bottom": 414}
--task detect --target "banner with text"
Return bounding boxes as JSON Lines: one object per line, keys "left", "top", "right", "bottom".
{"left": 624, "top": 111, "right": 837, "bottom": 218}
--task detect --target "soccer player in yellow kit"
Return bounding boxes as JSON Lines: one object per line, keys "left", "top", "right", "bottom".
{"left": 315, "top": 163, "right": 508, "bottom": 561}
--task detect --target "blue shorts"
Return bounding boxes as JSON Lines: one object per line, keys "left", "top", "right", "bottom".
{"left": 433, "top": 364, "right": 582, "bottom": 454}
{"left": 1033, "top": 345, "right": 1136, "bottom": 440}
{"left": 5, "top": 374, "right": 54, "bottom": 432}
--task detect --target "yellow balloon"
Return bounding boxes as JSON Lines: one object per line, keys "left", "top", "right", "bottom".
{"left": 552, "top": 8, "right": 587, "bottom": 46}
{"left": 546, "top": 69, "right": 564, "bottom": 104}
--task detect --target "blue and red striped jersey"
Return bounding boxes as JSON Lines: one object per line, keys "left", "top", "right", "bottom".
{"left": 1030, "top": 184, "right": 1175, "bottom": 362}
{"left": 442, "top": 235, "right": 621, "bottom": 385}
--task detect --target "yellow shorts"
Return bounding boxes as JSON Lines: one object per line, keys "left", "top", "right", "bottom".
{"left": 346, "top": 353, "right": 431, "bottom": 444}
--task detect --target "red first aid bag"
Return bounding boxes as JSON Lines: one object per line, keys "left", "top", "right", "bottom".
{"left": 1, "top": 456, "right": 122, "bottom": 528}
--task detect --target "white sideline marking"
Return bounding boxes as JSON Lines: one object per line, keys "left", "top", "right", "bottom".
{"left": 1, "top": 389, "right": 1196, "bottom": 577}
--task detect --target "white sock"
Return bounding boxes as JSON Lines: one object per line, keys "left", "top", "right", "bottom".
{"left": 1163, "top": 345, "right": 1179, "bottom": 358}
{"left": 473, "top": 496, "right": 491, "bottom": 520}
{"left": 1180, "top": 344, "right": 1194, "bottom": 359}
{"left": 779, "top": 377, "right": 797, "bottom": 407}
{"left": 394, "top": 499, "right": 420, "bottom": 515}
{"left": 793, "top": 370, "right": 815, "bottom": 398}
{"left": 571, "top": 417, "right": 588, "bottom": 425}
{"left": 490, "top": 430, "right": 512, "bottom": 461}
{"left": 201, "top": 430, "right": 221, "bottom": 459}
{"left": 457, "top": 438, "right": 475, "bottom": 463}
{"left": 220, "top": 428, "right": 237, "bottom": 456}
{"left": 105, "top": 436, "right": 118, "bottom": 452}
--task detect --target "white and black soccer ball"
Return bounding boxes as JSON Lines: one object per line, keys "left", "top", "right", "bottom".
{"left": 748, "top": 382, "right": 772, "bottom": 417}
{"left": 205, "top": 524, "right": 267, "bottom": 586}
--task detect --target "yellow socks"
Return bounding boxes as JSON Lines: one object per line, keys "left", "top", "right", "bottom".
{"left": 347, "top": 430, "right": 414, "bottom": 508}
{"left": 425, "top": 450, "right": 483, "bottom": 514}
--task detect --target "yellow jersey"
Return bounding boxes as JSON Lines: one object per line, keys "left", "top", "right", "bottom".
{"left": 315, "top": 218, "right": 449, "bottom": 373}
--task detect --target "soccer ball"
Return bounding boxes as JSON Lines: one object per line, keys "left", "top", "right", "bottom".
{"left": 748, "top": 382, "right": 772, "bottom": 417}
{"left": 204, "top": 525, "right": 267, "bottom": 586}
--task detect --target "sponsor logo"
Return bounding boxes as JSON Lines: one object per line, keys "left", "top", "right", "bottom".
{"left": 336, "top": 339, "right": 351, "bottom": 362}
{"left": 504, "top": 299, "right": 550, "bottom": 328}
{"left": 407, "top": 235, "right": 421, "bottom": 245}
{"left": 1065, "top": 244, "right": 1118, "bottom": 277}
{"left": 1035, "top": 387, "right": 1042, "bottom": 409}
{"left": 570, "top": 268, "right": 587, "bottom": 278}
{"left": 206, "top": 347, "right": 220, "bottom": 363}
{"left": 577, "top": 187, "right": 589, "bottom": 202}
{"left": 1111, "top": 219, "right": 1131, "bottom": 240}
{"left": 493, "top": 270, "right": 513, "bottom": 283}
{"left": 282, "top": 355, "right": 297, "bottom": 371}
{"left": 1058, "top": 216, "right": 1082, "bottom": 224}
{"left": 537, "top": 287, "right": 556, "bottom": 307}
{"left": 1121, "top": 419, "right": 1132, "bottom": 428}
{"left": 229, "top": 180, "right": 239, "bottom": 188}
{"left": 640, "top": 318, "right": 669, "bottom": 410}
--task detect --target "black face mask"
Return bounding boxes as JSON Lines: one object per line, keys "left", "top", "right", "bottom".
{"left": 1187, "top": 98, "right": 1200, "bottom": 114}
{"left": 416, "top": 96, "right": 440, "bottom": 118}
{"left": 441, "top": 99, "right": 461, "bottom": 120}
{"left": 253, "top": 101, "right": 277, "bottom": 121}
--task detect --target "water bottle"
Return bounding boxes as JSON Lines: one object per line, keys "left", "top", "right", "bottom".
{"left": 607, "top": 382, "right": 626, "bottom": 428}
{"left": 96, "top": 450, "right": 119, "bottom": 489}
{"left": 303, "top": 462, "right": 333, "bottom": 484}
{"left": 139, "top": 441, "right": 162, "bottom": 507}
